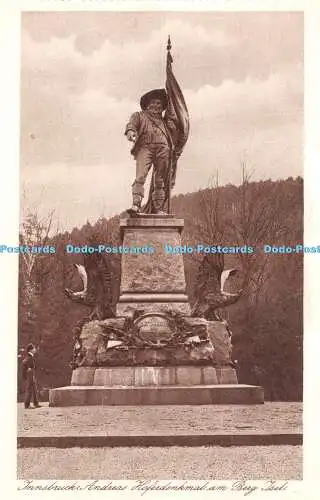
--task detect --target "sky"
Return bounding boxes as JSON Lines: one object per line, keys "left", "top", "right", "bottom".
{"left": 20, "top": 11, "right": 303, "bottom": 231}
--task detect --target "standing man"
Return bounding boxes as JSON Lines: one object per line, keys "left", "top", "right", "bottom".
{"left": 125, "top": 37, "right": 190, "bottom": 216}
{"left": 22, "top": 343, "right": 41, "bottom": 409}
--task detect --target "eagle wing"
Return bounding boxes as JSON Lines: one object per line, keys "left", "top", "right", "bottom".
{"left": 65, "top": 252, "right": 114, "bottom": 318}
{"left": 83, "top": 253, "right": 114, "bottom": 316}
{"left": 192, "top": 253, "right": 242, "bottom": 317}
{"left": 196, "top": 253, "right": 224, "bottom": 295}
{"left": 74, "top": 264, "right": 87, "bottom": 293}
{"left": 220, "top": 268, "right": 238, "bottom": 293}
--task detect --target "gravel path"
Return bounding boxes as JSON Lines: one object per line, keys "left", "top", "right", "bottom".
{"left": 17, "top": 446, "right": 302, "bottom": 480}
{"left": 18, "top": 402, "right": 302, "bottom": 436}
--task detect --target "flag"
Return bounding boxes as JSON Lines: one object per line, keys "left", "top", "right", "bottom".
{"left": 166, "top": 37, "right": 190, "bottom": 157}
{"left": 165, "top": 36, "right": 190, "bottom": 186}
{"left": 142, "top": 38, "right": 189, "bottom": 214}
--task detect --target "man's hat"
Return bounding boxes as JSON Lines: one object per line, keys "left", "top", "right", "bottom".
{"left": 26, "top": 343, "right": 34, "bottom": 352}
{"left": 140, "top": 88, "right": 168, "bottom": 110}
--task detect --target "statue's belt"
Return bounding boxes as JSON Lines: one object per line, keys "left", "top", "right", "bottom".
{"left": 136, "top": 140, "right": 169, "bottom": 146}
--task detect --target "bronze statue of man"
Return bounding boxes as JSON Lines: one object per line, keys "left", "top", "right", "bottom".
{"left": 125, "top": 38, "right": 190, "bottom": 216}
{"left": 125, "top": 88, "right": 178, "bottom": 215}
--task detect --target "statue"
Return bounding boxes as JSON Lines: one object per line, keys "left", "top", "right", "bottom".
{"left": 64, "top": 252, "right": 115, "bottom": 321}
{"left": 64, "top": 251, "right": 115, "bottom": 369}
{"left": 50, "top": 35, "right": 264, "bottom": 407}
{"left": 125, "top": 37, "right": 189, "bottom": 216}
{"left": 192, "top": 253, "right": 244, "bottom": 320}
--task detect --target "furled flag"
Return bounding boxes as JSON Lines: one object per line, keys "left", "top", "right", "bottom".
{"left": 142, "top": 37, "right": 190, "bottom": 214}
{"left": 165, "top": 36, "right": 190, "bottom": 188}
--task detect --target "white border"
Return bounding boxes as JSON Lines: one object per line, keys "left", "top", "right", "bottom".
{"left": 1, "top": 0, "right": 319, "bottom": 498}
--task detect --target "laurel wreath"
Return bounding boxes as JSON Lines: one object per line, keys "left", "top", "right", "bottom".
{"left": 99, "top": 310, "right": 208, "bottom": 349}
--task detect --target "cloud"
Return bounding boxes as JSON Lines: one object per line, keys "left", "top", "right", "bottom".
{"left": 21, "top": 18, "right": 235, "bottom": 101}
{"left": 187, "top": 63, "right": 302, "bottom": 125}
{"left": 21, "top": 162, "right": 134, "bottom": 230}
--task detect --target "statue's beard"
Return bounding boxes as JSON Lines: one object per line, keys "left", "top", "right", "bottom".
{"left": 147, "top": 107, "right": 162, "bottom": 117}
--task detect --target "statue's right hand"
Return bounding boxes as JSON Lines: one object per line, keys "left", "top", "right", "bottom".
{"left": 126, "top": 130, "right": 136, "bottom": 142}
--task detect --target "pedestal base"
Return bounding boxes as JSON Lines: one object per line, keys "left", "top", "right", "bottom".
{"left": 49, "top": 384, "right": 264, "bottom": 406}
{"left": 50, "top": 366, "right": 263, "bottom": 406}
{"left": 70, "top": 365, "right": 238, "bottom": 386}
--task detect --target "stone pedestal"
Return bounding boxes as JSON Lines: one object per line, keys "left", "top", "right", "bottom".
{"left": 49, "top": 384, "right": 264, "bottom": 406}
{"left": 50, "top": 215, "right": 264, "bottom": 406}
{"left": 117, "top": 216, "right": 191, "bottom": 316}
{"left": 70, "top": 366, "right": 221, "bottom": 386}
{"left": 72, "top": 318, "right": 234, "bottom": 367}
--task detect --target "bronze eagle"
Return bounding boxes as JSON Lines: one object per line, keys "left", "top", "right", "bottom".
{"left": 192, "top": 253, "right": 243, "bottom": 320}
{"left": 64, "top": 252, "right": 115, "bottom": 320}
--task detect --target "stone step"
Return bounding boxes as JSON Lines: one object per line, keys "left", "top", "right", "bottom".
{"left": 49, "top": 384, "right": 264, "bottom": 406}
{"left": 17, "top": 432, "right": 301, "bottom": 448}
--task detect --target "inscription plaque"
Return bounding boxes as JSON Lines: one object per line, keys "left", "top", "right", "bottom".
{"left": 134, "top": 313, "right": 174, "bottom": 345}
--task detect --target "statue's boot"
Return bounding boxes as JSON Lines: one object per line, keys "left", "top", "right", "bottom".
{"left": 152, "top": 187, "right": 166, "bottom": 215}
{"left": 127, "top": 194, "right": 142, "bottom": 216}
